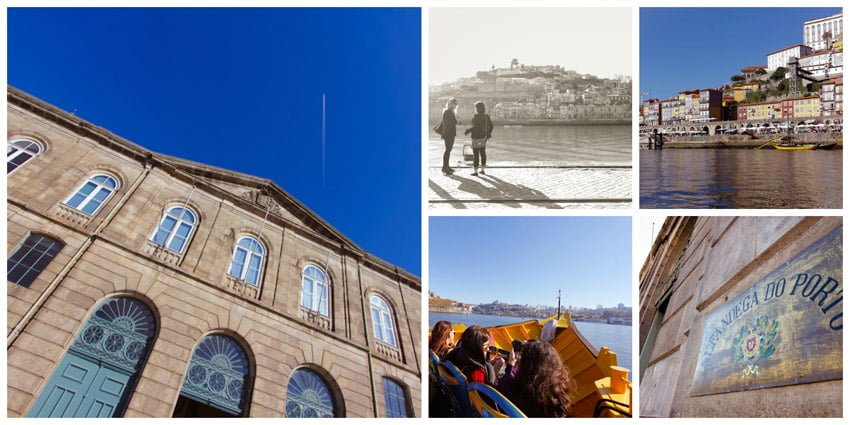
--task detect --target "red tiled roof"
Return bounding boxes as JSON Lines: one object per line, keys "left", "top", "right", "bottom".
{"left": 741, "top": 65, "right": 767, "bottom": 71}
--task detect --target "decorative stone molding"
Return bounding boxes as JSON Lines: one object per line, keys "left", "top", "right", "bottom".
{"left": 374, "top": 340, "right": 403, "bottom": 363}
{"left": 223, "top": 274, "right": 260, "bottom": 299}
{"left": 142, "top": 240, "right": 184, "bottom": 267}
{"left": 299, "top": 307, "right": 332, "bottom": 331}
{"left": 240, "top": 190, "right": 282, "bottom": 216}
{"left": 55, "top": 203, "right": 90, "bottom": 227}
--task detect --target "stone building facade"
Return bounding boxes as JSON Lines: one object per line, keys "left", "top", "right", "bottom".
{"left": 639, "top": 216, "right": 841, "bottom": 417}
{"left": 6, "top": 87, "right": 421, "bottom": 418}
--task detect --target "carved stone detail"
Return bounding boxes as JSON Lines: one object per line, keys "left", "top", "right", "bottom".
{"left": 142, "top": 240, "right": 184, "bottom": 267}
{"left": 223, "top": 275, "right": 260, "bottom": 299}
{"left": 55, "top": 203, "right": 90, "bottom": 227}
{"left": 240, "top": 190, "right": 282, "bottom": 216}
{"left": 374, "top": 340, "right": 403, "bottom": 363}
{"left": 299, "top": 307, "right": 332, "bottom": 331}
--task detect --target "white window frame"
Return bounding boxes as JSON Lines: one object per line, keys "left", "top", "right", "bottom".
{"left": 228, "top": 236, "right": 265, "bottom": 286}
{"left": 300, "top": 264, "right": 330, "bottom": 317}
{"left": 7, "top": 137, "right": 43, "bottom": 175}
{"left": 149, "top": 206, "right": 198, "bottom": 254}
{"left": 63, "top": 173, "right": 119, "bottom": 216}
{"left": 370, "top": 295, "right": 398, "bottom": 347}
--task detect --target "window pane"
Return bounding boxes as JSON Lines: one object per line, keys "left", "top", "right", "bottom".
{"left": 229, "top": 248, "right": 247, "bottom": 277}
{"left": 301, "top": 278, "right": 313, "bottom": 309}
{"left": 371, "top": 307, "right": 384, "bottom": 342}
{"left": 246, "top": 254, "right": 261, "bottom": 285}
{"left": 169, "top": 233, "right": 187, "bottom": 252}
{"left": 67, "top": 182, "right": 96, "bottom": 208}
{"left": 318, "top": 283, "right": 328, "bottom": 316}
{"left": 7, "top": 235, "right": 62, "bottom": 288}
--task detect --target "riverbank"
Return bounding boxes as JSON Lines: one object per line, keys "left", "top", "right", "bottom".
{"left": 638, "top": 133, "right": 842, "bottom": 149}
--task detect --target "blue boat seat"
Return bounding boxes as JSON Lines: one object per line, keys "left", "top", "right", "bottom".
{"left": 467, "top": 382, "right": 527, "bottom": 418}
{"left": 439, "top": 361, "right": 473, "bottom": 416}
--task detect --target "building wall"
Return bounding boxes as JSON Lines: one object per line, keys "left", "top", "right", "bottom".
{"left": 6, "top": 89, "right": 421, "bottom": 418}
{"left": 639, "top": 216, "right": 842, "bottom": 417}
{"left": 804, "top": 13, "right": 843, "bottom": 51}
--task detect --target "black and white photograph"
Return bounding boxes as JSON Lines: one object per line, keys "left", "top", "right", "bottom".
{"left": 428, "top": 8, "right": 633, "bottom": 209}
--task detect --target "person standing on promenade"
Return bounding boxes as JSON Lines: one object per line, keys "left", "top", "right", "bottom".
{"left": 464, "top": 101, "right": 494, "bottom": 176}
{"left": 439, "top": 98, "right": 459, "bottom": 175}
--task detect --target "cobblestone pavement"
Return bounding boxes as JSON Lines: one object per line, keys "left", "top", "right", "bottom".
{"left": 428, "top": 166, "right": 632, "bottom": 210}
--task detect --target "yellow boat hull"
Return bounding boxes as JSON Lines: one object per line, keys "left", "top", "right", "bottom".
{"left": 773, "top": 144, "right": 817, "bottom": 150}
{"left": 448, "top": 314, "right": 631, "bottom": 417}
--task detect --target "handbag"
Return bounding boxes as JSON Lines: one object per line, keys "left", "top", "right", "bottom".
{"left": 433, "top": 120, "right": 443, "bottom": 135}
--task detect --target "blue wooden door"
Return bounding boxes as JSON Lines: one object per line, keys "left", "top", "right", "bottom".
{"left": 27, "top": 297, "right": 156, "bottom": 418}
{"left": 28, "top": 355, "right": 131, "bottom": 417}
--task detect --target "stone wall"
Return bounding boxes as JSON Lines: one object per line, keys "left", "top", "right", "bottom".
{"left": 6, "top": 89, "right": 421, "bottom": 418}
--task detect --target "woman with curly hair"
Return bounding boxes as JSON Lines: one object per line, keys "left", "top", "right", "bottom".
{"left": 444, "top": 325, "right": 497, "bottom": 386}
{"left": 509, "top": 340, "right": 577, "bottom": 417}
{"left": 429, "top": 320, "right": 455, "bottom": 360}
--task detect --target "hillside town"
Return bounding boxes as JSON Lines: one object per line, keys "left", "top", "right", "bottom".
{"left": 640, "top": 12, "right": 843, "bottom": 133}
{"left": 430, "top": 60, "right": 631, "bottom": 123}
{"left": 429, "top": 292, "right": 632, "bottom": 325}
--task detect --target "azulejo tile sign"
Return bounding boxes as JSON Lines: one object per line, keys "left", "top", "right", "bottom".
{"left": 692, "top": 226, "right": 842, "bottom": 396}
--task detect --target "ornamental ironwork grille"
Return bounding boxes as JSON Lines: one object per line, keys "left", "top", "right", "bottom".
{"left": 72, "top": 297, "right": 157, "bottom": 372}
{"left": 180, "top": 335, "right": 249, "bottom": 416}
{"left": 284, "top": 368, "right": 336, "bottom": 418}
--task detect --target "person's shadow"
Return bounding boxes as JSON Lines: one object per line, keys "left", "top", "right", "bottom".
{"left": 444, "top": 172, "right": 556, "bottom": 209}
{"left": 428, "top": 179, "right": 467, "bottom": 209}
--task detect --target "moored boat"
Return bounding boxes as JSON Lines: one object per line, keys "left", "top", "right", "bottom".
{"left": 773, "top": 144, "right": 818, "bottom": 151}
{"left": 430, "top": 313, "right": 631, "bottom": 418}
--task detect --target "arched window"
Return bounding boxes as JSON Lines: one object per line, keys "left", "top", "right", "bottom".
{"left": 175, "top": 334, "right": 251, "bottom": 417}
{"left": 300, "top": 265, "right": 329, "bottom": 316}
{"left": 382, "top": 377, "right": 410, "bottom": 418}
{"left": 64, "top": 173, "right": 119, "bottom": 215}
{"left": 151, "top": 206, "right": 197, "bottom": 253}
{"left": 370, "top": 295, "right": 397, "bottom": 347}
{"left": 7, "top": 137, "right": 42, "bottom": 174}
{"left": 285, "top": 368, "right": 338, "bottom": 418}
{"left": 28, "top": 297, "right": 157, "bottom": 417}
{"left": 228, "top": 237, "right": 264, "bottom": 286}
{"left": 7, "top": 233, "right": 64, "bottom": 288}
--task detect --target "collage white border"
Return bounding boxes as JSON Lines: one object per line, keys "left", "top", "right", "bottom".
{"left": 1, "top": 0, "right": 847, "bottom": 422}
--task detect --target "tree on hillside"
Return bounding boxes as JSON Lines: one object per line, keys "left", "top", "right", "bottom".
{"left": 770, "top": 67, "right": 788, "bottom": 82}
{"left": 731, "top": 75, "right": 746, "bottom": 82}
{"left": 755, "top": 68, "right": 767, "bottom": 75}
{"left": 511, "top": 58, "right": 519, "bottom": 69}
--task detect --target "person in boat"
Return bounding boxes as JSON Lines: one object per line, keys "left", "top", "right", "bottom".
{"left": 501, "top": 340, "right": 577, "bottom": 418}
{"left": 429, "top": 320, "right": 455, "bottom": 360}
{"left": 444, "top": 325, "right": 498, "bottom": 386}
{"left": 439, "top": 98, "right": 459, "bottom": 176}
{"left": 464, "top": 101, "right": 494, "bottom": 176}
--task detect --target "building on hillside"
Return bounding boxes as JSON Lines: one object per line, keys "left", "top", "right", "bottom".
{"left": 780, "top": 95, "right": 822, "bottom": 120}
{"left": 804, "top": 12, "right": 843, "bottom": 51}
{"left": 6, "top": 87, "right": 421, "bottom": 418}
{"left": 639, "top": 216, "right": 842, "bottom": 417}
{"left": 697, "top": 89, "right": 722, "bottom": 123}
{"left": 798, "top": 49, "right": 844, "bottom": 80}
{"left": 767, "top": 44, "right": 814, "bottom": 71}
{"left": 820, "top": 77, "right": 843, "bottom": 117}
{"left": 740, "top": 65, "right": 767, "bottom": 80}
{"left": 645, "top": 99, "right": 662, "bottom": 127}
{"left": 737, "top": 100, "right": 781, "bottom": 121}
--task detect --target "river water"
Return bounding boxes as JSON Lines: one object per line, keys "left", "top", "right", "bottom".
{"left": 640, "top": 149, "right": 842, "bottom": 208}
{"left": 429, "top": 125, "right": 631, "bottom": 165}
{"left": 429, "top": 312, "right": 632, "bottom": 376}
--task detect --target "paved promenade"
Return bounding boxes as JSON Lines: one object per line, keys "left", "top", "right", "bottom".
{"left": 428, "top": 164, "right": 632, "bottom": 209}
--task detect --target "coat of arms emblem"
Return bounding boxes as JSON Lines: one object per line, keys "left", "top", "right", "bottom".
{"left": 732, "top": 315, "right": 779, "bottom": 378}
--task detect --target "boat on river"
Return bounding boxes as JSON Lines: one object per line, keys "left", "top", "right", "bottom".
{"left": 430, "top": 313, "right": 631, "bottom": 418}
{"left": 773, "top": 143, "right": 818, "bottom": 151}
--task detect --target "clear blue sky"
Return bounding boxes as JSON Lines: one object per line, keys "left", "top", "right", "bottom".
{"left": 429, "top": 217, "right": 631, "bottom": 309}
{"left": 8, "top": 8, "right": 422, "bottom": 275}
{"left": 641, "top": 7, "right": 842, "bottom": 100}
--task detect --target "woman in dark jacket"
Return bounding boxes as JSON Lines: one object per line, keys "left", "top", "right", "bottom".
{"left": 444, "top": 325, "right": 497, "bottom": 386}
{"left": 464, "top": 101, "right": 494, "bottom": 176}
{"left": 507, "top": 340, "right": 576, "bottom": 417}
{"left": 439, "top": 98, "right": 459, "bottom": 175}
